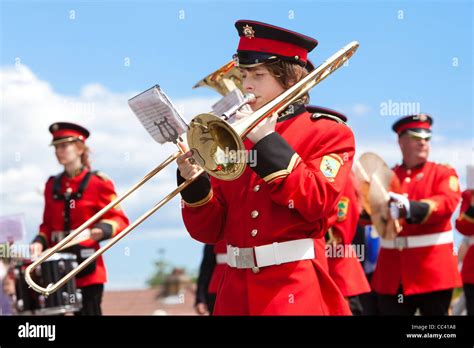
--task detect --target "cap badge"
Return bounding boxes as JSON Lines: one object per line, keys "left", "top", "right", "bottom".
{"left": 51, "top": 124, "right": 59, "bottom": 131}
{"left": 243, "top": 25, "right": 255, "bottom": 39}
{"left": 419, "top": 114, "right": 428, "bottom": 122}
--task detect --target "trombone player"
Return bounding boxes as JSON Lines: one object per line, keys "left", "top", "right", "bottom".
{"left": 177, "top": 20, "right": 355, "bottom": 315}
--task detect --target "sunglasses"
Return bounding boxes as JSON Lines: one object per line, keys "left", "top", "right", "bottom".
{"left": 408, "top": 134, "right": 431, "bottom": 141}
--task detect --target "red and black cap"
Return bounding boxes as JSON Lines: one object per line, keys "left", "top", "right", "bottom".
{"left": 49, "top": 122, "right": 90, "bottom": 145}
{"left": 392, "top": 114, "right": 433, "bottom": 139}
{"left": 234, "top": 20, "right": 318, "bottom": 68}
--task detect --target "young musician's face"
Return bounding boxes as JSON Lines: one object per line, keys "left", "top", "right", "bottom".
{"left": 240, "top": 65, "right": 285, "bottom": 111}
{"left": 398, "top": 133, "right": 430, "bottom": 166}
{"left": 54, "top": 141, "right": 83, "bottom": 166}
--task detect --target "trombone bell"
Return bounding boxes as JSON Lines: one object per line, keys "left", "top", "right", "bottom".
{"left": 193, "top": 60, "right": 244, "bottom": 96}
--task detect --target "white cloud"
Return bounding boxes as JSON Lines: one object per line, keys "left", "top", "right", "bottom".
{"left": 126, "top": 226, "right": 188, "bottom": 242}
{"left": 0, "top": 64, "right": 217, "bottom": 241}
{"left": 352, "top": 103, "right": 372, "bottom": 116}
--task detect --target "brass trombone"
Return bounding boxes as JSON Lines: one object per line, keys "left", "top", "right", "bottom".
{"left": 25, "top": 41, "right": 359, "bottom": 296}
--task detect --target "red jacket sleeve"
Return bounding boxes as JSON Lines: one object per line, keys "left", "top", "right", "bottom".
{"left": 179, "top": 172, "right": 227, "bottom": 244}
{"left": 92, "top": 174, "right": 130, "bottom": 239}
{"left": 251, "top": 123, "right": 355, "bottom": 224}
{"left": 456, "top": 190, "right": 474, "bottom": 235}
{"left": 408, "top": 167, "right": 461, "bottom": 225}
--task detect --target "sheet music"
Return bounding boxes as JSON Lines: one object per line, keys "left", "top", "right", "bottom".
{"left": 212, "top": 89, "right": 252, "bottom": 124}
{"left": 0, "top": 214, "right": 26, "bottom": 243}
{"left": 128, "top": 85, "right": 189, "bottom": 144}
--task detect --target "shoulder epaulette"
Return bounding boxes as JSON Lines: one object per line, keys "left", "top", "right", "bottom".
{"left": 439, "top": 163, "right": 453, "bottom": 169}
{"left": 93, "top": 171, "right": 111, "bottom": 181}
{"left": 310, "top": 112, "right": 348, "bottom": 126}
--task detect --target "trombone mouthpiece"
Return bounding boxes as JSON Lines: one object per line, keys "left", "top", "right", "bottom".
{"left": 222, "top": 93, "right": 256, "bottom": 120}
{"left": 244, "top": 93, "right": 256, "bottom": 103}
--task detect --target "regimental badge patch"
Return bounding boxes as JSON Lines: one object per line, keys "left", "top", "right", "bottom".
{"left": 337, "top": 196, "right": 350, "bottom": 222}
{"left": 320, "top": 155, "right": 342, "bottom": 180}
{"left": 243, "top": 25, "right": 255, "bottom": 38}
{"left": 449, "top": 176, "right": 459, "bottom": 192}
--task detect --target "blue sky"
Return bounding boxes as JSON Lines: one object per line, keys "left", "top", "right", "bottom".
{"left": 2, "top": 0, "right": 472, "bottom": 140}
{"left": 1, "top": 0, "right": 472, "bottom": 289}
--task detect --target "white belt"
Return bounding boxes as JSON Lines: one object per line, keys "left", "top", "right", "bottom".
{"left": 380, "top": 231, "right": 453, "bottom": 250}
{"left": 226, "top": 238, "right": 315, "bottom": 270}
{"left": 215, "top": 253, "right": 227, "bottom": 264}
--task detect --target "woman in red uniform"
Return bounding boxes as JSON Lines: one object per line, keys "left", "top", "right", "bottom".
{"left": 456, "top": 189, "right": 474, "bottom": 315}
{"left": 30, "top": 122, "right": 129, "bottom": 315}
{"left": 177, "top": 20, "right": 354, "bottom": 315}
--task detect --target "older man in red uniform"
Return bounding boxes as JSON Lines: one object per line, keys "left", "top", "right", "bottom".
{"left": 456, "top": 189, "right": 474, "bottom": 314}
{"left": 177, "top": 20, "right": 354, "bottom": 315}
{"left": 371, "top": 114, "right": 462, "bottom": 315}
{"left": 31, "top": 122, "right": 129, "bottom": 315}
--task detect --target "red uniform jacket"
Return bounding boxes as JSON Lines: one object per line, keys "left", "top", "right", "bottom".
{"left": 371, "top": 162, "right": 462, "bottom": 295}
{"left": 33, "top": 168, "right": 129, "bottom": 288}
{"left": 456, "top": 190, "right": 474, "bottom": 284}
{"left": 179, "top": 105, "right": 354, "bottom": 315}
{"left": 208, "top": 240, "right": 227, "bottom": 294}
{"left": 327, "top": 173, "right": 371, "bottom": 298}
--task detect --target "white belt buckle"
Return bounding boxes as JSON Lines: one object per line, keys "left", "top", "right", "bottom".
{"left": 234, "top": 248, "right": 256, "bottom": 269}
{"left": 395, "top": 237, "right": 408, "bottom": 251}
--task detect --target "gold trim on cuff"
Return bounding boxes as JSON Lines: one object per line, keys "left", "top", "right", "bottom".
{"left": 184, "top": 190, "right": 214, "bottom": 208}
{"left": 420, "top": 199, "right": 437, "bottom": 224}
{"left": 263, "top": 153, "right": 301, "bottom": 184}
{"left": 99, "top": 219, "right": 119, "bottom": 236}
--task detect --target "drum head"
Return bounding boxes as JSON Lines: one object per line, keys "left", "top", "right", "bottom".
{"left": 43, "top": 252, "right": 77, "bottom": 262}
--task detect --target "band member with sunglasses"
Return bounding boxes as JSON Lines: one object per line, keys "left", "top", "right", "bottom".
{"left": 371, "top": 114, "right": 462, "bottom": 315}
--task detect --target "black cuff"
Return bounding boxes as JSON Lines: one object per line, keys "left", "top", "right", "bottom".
{"left": 32, "top": 234, "right": 48, "bottom": 250}
{"left": 407, "top": 200, "right": 430, "bottom": 224}
{"left": 176, "top": 169, "right": 211, "bottom": 204}
{"left": 465, "top": 206, "right": 474, "bottom": 219}
{"left": 251, "top": 132, "right": 296, "bottom": 180}
{"left": 93, "top": 222, "right": 113, "bottom": 241}
{"left": 359, "top": 210, "right": 372, "bottom": 224}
